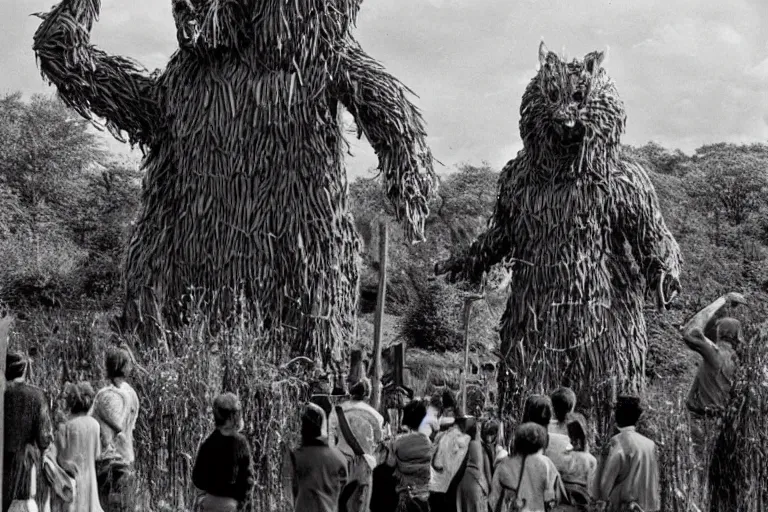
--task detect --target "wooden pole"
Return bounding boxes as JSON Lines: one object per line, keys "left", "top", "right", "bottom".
{"left": 0, "top": 316, "right": 13, "bottom": 512}
{"left": 460, "top": 294, "right": 483, "bottom": 417}
{"left": 371, "top": 221, "right": 388, "bottom": 411}
{"left": 460, "top": 299, "right": 473, "bottom": 417}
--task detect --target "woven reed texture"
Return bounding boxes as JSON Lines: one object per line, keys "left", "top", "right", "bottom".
{"left": 32, "top": 0, "right": 437, "bottom": 367}
{"left": 439, "top": 43, "right": 682, "bottom": 427}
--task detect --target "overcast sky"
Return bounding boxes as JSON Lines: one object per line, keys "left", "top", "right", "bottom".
{"left": 3, "top": 0, "right": 767, "bottom": 180}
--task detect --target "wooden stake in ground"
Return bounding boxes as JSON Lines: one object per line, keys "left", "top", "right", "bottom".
{"left": 0, "top": 315, "right": 13, "bottom": 511}
{"left": 371, "top": 221, "right": 388, "bottom": 411}
{"left": 460, "top": 292, "right": 484, "bottom": 417}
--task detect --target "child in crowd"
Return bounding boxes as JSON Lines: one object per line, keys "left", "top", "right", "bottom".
{"left": 192, "top": 393, "right": 254, "bottom": 512}
{"left": 289, "top": 403, "right": 348, "bottom": 512}
{"left": 481, "top": 419, "right": 508, "bottom": 472}
{"left": 592, "top": 396, "right": 660, "bottom": 512}
{"left": 522, "top": 395, "right": 553, "bottom": 428}
{"left": 490, "top": 422, "right": 565, "bottom": 512}
{"left": 55, "top": 382, "right": 102, "bottom": 512}
{"left": 554, "top": 413, "right": 596, "bottom": 512}
{"left": 546, "top": 388, "right": 576, "bottom": 476}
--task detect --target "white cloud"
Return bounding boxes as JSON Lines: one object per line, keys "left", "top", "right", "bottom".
{"left": 3, "top": 0, "right": 766, "bottom": 179}
{"left": 747, "top": 57, "right": 768, "bottom": 81}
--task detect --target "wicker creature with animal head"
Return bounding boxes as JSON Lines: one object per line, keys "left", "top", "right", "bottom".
{"left": 436, "top": 42, "right": 682, "bottom": 435}
{"left": 33, "top": 0, "right": 436, "bottom": 367}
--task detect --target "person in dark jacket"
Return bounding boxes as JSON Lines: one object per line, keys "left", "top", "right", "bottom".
{"left": 192, "top": 393, "right": 254, "bottom": 512}
{"left": 291, "top": 402, "right": 348, "bottom": 512}
{"left": 4, "top": 350, "right": 53, "bottom": 512}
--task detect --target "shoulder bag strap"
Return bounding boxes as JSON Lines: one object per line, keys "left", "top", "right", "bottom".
{"left": 335, "top": 405, "right": 366, "bottom": 456}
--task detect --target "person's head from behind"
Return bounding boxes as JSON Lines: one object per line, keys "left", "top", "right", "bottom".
{"left": 716, "top": 318, "right": 743, "bottom": 349}
{"left": 458, "top": 416, "right": 478, "bottom": 438}
{"left": 64, "top": 381, "right": 96, "bottom": 415}
{"left": 301, "top": 402, "right": 326, "bottom": 444}
{"left": 441, "top": 389, "right": 457, "bottom": 416}
{"left": 551, "top": 387, "right": 576, "bottom": 423}
{"left": 615, "top": 395, "right": 643, "bottom": 428}
{"left": 6, "top": 351, "right": 31, "bottom": 382}
{"left": 213, "top": 392, "right": 243, "bottom": 433}
{"left": 350, "top": 378, "right": 371, "bottom": 402}
{"left": 402, "top": 399, "right": 428, "bottom": 432}
{"left": 105, "top": 347, "right": 133, "bottom": 381}
{"left": 513, "top": 422, "right": 548, "bottom": 455}
{"left": 429, "top": 392, "right": 444, "bottom": 416}
{"left": 566, "top": 412, "right": 589, "bottom": 452}
{"left": 482, "top": 419, "right": 501, "bottom": 446}
{"left": 522, "top": 394, "right": 552, "bottom": 427}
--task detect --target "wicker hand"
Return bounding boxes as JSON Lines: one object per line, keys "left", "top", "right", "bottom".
{"left": 654, "top": 270, "right": 681, "bottom": 311}
{"left": 725, "top": 291, "right": 747, "bottom": 307}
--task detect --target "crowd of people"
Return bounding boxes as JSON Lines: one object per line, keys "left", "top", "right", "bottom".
{"left": 3, "top": 347, "right": 138, "bottom": 512}
{"left": 287, "top": 382, "right": 658, "bottom": 512}
{"left": 1, "top": 290, "right": 746, "bottom": 512}
{"left": 281, "top": 291, "right": 750, "bottom": 512}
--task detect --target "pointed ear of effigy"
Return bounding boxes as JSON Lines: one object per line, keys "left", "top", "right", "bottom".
{"left": 584, "top": 48, "right": 607, "bottom": 75}
{"left": 538, "top": 40, "right": 551, "bottom": 68}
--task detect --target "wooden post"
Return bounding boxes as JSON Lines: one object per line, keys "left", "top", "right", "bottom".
{"left": 371, "top": 221, "right": 388, "bottom": 411}
{"left": 0, "top": 316, "right": 13, "bottom": 512}
{"left": 459, "top": 293, "right": 484, "bottom": 417}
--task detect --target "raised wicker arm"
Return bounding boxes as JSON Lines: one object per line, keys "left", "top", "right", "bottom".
{"left": 334, "top": 39, "right": 437, "bottom": 243}
{"left": 434, "top": 160, "right": 519, "bottom": 284}
{"left": 32, "top": 0, "right": 160, "bottom": 149}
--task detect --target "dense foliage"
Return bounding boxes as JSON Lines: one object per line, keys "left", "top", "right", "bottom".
{"left": 0, "top": 93, "right": 141, "bottom": 310}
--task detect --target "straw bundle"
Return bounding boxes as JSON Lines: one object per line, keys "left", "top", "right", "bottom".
{"left": 708, "top": 324, "right": 768, "bottom": 512}
{"left": 32, "top": 0, "right": 436, "bottom": 367}
{"left": 437, "top": 43, "right": 682, "bottom": 429}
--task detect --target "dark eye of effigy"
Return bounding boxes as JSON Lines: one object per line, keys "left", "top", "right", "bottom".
{"left": 548, "top": 88, "right": 560, "bottom": 103}
{"left": 572, "top": 91, "right": 584, "bottom": 103}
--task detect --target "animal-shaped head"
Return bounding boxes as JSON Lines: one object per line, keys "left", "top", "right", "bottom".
{"left": 171, "top": 0, "right": 361, "bottom": 52}
{"left": 520, "top": 42, "right": 626, "bottom": 159}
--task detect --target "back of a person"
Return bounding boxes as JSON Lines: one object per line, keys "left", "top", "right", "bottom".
{"left": 560, "top": 451, "right": 596, "bottom": 488}
{"left": 544, "top": 432, "right": 573, "bottom": 476}
{"left": 607, "top": 430, "right": 659, "bottom": 512}
{"left": 5, "top": 382, "right": 45, "bottom": 453}
{"left": 293, "top": 443, "right": 348, "bottom": 512}
{"left": 687, "top": 345, "right": 735, "bottom": 414}
{"left": 339, "top": 400, "right": 381, "bottom": 454}
{"left": 198, "top": 430, "right": 250, "bottom": 496}
{"left": 4, "top": 382, "right": 48, "bottom": 512}
{"left": 115, "top": 381, "right": 139, "bottom": 462}
{"left": 430, "top": 424, "right": 470, "bottom": 493}
{"left": 58, "top": 415, "right": 102, "bottom": 512}
{"left": 554, "top": 452, "right": 596, "bottom": 512}
{"left": 496, "top": 453, "right": 558, "bottom": 512}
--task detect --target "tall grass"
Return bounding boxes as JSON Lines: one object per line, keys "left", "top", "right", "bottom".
{"left": 7, "top": 305, "right": 310, "bottom": 512}
{"left": 6, "top": 305, "right": 766, "bottom": 512}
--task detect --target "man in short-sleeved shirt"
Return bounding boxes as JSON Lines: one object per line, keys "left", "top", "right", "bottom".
{"left": 680, "top": 292, "right": 746, "bottom": 416}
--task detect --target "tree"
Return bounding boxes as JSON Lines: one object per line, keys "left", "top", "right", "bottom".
{"left": 0, "top": 92, "right": 128, "bottom": 308}
{"left": 0, "top": 93, "right": 105, "bottom": 233}
{"left": 624, "top": 141, "right": 691, "bottom": 177}
{"left": 685, "top": 143, "right": 768, "bottom": 233}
